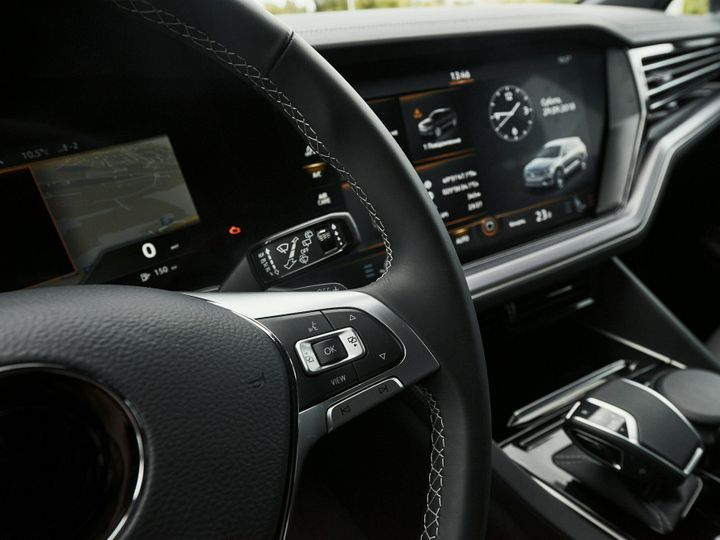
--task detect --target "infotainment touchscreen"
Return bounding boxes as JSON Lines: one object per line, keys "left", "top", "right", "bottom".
{"left": 364, "top": 48, "right": 606, "bottom": 261}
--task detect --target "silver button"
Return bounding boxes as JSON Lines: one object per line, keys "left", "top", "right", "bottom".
{"left": 326, "top": 378, "right": 403, "bottom": 431}
{"left": 295, "top": 327, "right": 366, "bottom": 375}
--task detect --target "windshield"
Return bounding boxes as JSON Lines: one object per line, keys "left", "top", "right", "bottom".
{"left": 263, "top": 0, "right": 709, "bottom": 15}
{"left": 536, "top": 146, "right": 561, "bottom": 158}
{"left": 264, "top": 0, "right": 578, "bottom": 15}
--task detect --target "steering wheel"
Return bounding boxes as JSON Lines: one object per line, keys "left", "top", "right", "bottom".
{"left": 0, "top": 1, "right": 491, "bottom": 538}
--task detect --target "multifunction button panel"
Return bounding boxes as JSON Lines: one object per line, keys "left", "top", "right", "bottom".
{"left": 295, "top": 327, "right": 365, "bottom": 373}
{"left": 260, "top": 309, "right": 405, "bottom": 409}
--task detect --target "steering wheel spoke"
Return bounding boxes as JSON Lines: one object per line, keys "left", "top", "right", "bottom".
{"left": 192, "top": 289, "right": 440, "bottom": 539}
{"left": 193, "top": 290, "right": 439, "bottom": 453}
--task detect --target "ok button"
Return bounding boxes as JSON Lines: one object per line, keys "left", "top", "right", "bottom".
{"left": 312, "top": 337, "right": 348, "bottom": 366}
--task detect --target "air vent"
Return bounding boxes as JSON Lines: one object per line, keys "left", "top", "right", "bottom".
{"left": 634, "top": 40, "right": 720, "bottom": 121}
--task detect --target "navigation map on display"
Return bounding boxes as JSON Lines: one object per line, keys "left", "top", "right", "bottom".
{"left": 0, "top": 135, "right": 200, "bottom": 290}
{"left": 32, "top": 136, "right": 199, "bottom": 276}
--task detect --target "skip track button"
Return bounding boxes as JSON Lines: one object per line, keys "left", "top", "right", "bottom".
{"left": 326, "top": 378, "right": 404, "bottom": 431}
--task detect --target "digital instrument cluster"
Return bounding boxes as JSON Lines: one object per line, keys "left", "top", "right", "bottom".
{"left": 0, "top": 136, "right": 203, "bottom": 291}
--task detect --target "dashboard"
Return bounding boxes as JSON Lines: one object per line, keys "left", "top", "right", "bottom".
{"left": 3, "top": 3, "right": 720, "bottom": 300}
{"left": 3, "top": 43, "right": 605, "bottom": 291}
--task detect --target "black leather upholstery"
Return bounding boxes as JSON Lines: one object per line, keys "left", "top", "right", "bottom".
{"left": 656, "top": 368, "right": 720, "bottom": 426}
{"left": 0, "top": 286, "right": 294, "bottom": 539}
{"left": 554, "top": 445, "right": 701, "bottom": 535}
{"left": 107, "top": 2, "right": 491, "bottom": 536}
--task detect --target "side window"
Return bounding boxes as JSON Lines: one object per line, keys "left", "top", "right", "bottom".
{"left": 667, "top": 0, "right": 709, "bottom": 15}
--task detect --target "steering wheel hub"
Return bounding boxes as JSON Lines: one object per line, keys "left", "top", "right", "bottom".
{"left": 0, "top": 286, "right": 295, "bottom": 539}
{"left": 0, "top": 367, "right": 143, "bottom": 539}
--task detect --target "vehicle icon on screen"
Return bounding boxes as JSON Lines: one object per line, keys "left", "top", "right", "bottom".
{"left": 417, "top": 107, "right": 458, "bottom": 140}
{"left": 523, "top": 137, "right": 587, "bottom": 189}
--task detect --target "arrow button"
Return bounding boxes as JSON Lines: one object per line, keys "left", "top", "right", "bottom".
{"left": 323, "top": 309, "right": 404, "bottom": 381}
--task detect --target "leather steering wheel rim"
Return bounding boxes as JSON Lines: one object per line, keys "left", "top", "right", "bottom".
{"left": 0, "top": 1, "right": 492, "bottom": 538}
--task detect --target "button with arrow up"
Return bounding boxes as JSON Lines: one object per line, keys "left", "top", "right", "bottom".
{"left": 323, "top": 308, "right": 405, "bottom": 381}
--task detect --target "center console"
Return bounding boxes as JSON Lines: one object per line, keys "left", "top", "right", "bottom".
{"left": 484, "top": 259, "right": 720, "bottom": 539}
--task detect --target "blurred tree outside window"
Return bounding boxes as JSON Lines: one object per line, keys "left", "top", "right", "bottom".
{"left": 263, "top": 0, "right": 578, "bottom": 15}
{"left": 667, "top": 0, "right": 709, "bottom": 14}
{"left": 263, "top": 0, "right": 712, "bottom": 17}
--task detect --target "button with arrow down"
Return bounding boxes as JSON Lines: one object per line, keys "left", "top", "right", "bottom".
{"left": 323, "top": 308, "right": 405, "bottom": 381}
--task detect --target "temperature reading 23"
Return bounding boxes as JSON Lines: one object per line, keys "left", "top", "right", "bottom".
{"left": 489, "top": 85, "right": 534, "bottom": 142}
{"left": 535, "top": 208, "right": 553, "bottom": 223}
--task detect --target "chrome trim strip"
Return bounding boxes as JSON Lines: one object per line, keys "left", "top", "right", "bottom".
{"left": 685, "top": 447, "right": 705, "bottom": 476}
{"left": 584, "top": 397, "right": 639, "bottom": 443}
{"left": 464, "top": 49, "right": 720, "bottom": 301}
{"left": 643, "top": 44, "right": 720, "bottom": 72}
{"left": 648, "top": 60, "right": 720, "bottom": 102}
{"left": 627, "top": 45, "right": 652, "bottom": 190}
{"left": 565, "top": 401, "right": 581, "bottom": 421}
{"left": 590, "top": 327, "right": 687, "bottom": 368}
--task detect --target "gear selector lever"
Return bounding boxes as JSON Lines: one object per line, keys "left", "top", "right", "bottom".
{"left": 564, "top": 378, "right": 704, "bottom": 489}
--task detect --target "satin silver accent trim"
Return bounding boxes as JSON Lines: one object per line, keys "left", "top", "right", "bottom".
{"left": 295, "top": 327, "right": 365, "bottom": 374}
{"left": 685, "top": 447, "right": 705, "bottom": 476}
{"left": 565, "top": 401, "right": 581, "bottom": 421}
{"left": 590, "top": 327, "right": 688, "bottom": 369}
{"left": 582, "top": 397, "right": 639, "bottom": 443}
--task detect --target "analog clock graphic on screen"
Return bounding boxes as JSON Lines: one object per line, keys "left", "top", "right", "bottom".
{"left": 488, "top": 85, "right": 534, "bottom": 142}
